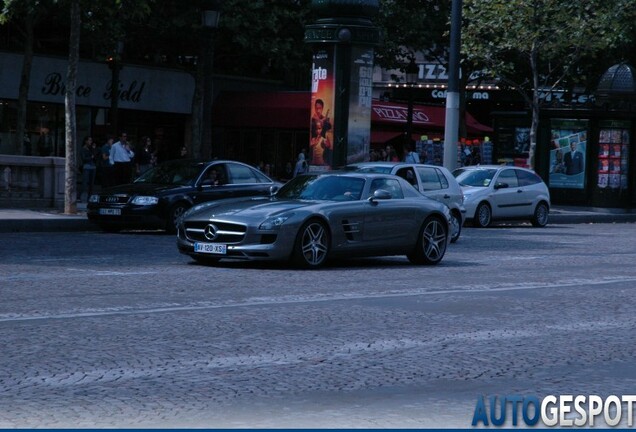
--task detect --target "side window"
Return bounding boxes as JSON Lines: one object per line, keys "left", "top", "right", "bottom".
{"left": 517, "top": 170, "right": 541, "bottom": 186}
{"left": 498, "top": 169, "right": 519, "bottom": 188}
{"left": 435, "top": 168, "right": 450, "bottom": 188}
{"left": 395, "top": 167, "right": 418, "bottom": 189}
{"left": 416, "top": 166, "right": 443, "bottom": 191}
{"left": 369, "top": 178, "right": 404, "bottom": 199}
{"left": 203, "top": 164, "right": 227, "bottom": 185}
{"left": 227, "top": 163, "right": 259, "bottom": 184}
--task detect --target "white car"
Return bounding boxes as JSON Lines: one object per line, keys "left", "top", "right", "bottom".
{"left": 346, "top": 162, "right": 465, "bottom": 242}
{"left": 452, "top": 165, "right": 550, "bottom": 227}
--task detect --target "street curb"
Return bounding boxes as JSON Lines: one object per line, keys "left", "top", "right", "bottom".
{"left": 0, "top": 217, "right": 99, "bottom": 233}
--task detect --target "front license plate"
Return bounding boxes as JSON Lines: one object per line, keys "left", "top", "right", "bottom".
{"left": 99, "top": 208, "right": 121, "bottom": 216}
{"left": 194, "top": 242, "right": 227, "bottom": 255}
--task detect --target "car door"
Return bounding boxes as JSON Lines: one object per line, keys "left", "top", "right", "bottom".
{"left": 363, "top": 177, "right": 417, "bottom": 251}
{"left": 490, "top": 168, "right": 526, "bottom": 218}
{"left": 413, "top": 166, "right": 455, "bottom": 208}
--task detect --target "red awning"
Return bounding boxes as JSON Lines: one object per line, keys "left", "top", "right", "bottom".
{"left": 212, "top": 92, "right": 493, "bottom": 134}
{"left": 371, "top": 100, "right": 493, "bottom": 134}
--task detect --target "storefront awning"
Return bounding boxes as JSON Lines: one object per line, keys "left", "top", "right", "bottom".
{"left": 212, "top": 92, "right": 493, "bottom": 135}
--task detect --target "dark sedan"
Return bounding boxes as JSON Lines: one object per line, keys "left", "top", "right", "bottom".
{"left": 87, "top": 159, "right": 281, "bottom": 232}
{"left": 177, "top": 172, "right": 451, "bottom": 268}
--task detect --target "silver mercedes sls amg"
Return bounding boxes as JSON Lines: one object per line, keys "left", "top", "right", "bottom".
{"left": 176, "top": 172, "right": 451, "bottom": 268}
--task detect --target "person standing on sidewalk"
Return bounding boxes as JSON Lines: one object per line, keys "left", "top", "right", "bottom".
{"left": 109, "top": 132, "right": 135, "bottom": 185}
{"left": 78, "top": 136, "right": 97, "bottom": 202}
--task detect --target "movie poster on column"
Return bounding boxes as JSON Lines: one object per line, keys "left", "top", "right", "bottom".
{"left": 309, "top": 47, "right": 336, "bottom": 172}
{"left": 346, "top": 47, "right": 374, "bottom": 164}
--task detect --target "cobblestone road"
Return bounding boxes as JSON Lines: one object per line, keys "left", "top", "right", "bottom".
{"left": 1, "top": 223, "right": 636, "bottom": 428}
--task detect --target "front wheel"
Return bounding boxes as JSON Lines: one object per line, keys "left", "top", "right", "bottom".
{"left": 166, "top": 203, "right": 189, "bottom": 233}
{"left": 474, "top": 202, "right": 492, "bottom": 228}
{"left": 407, "top": 216, "right": 448, "bottom": 265}
{"left": 531, "top": 202, "right": 549, "bottom": 227}
{"left": 292, "top": 219, "right": 330, "bottom": 268}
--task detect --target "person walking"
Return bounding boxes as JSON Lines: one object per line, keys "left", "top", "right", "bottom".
{"left": 109, "top": 132, "right": 135, "bottom": 185}
{"left": 136, "top": 136, "right": 154, "bottom": 175}
{"left": 78, "top": 136, "right": 97, "bottom": 202}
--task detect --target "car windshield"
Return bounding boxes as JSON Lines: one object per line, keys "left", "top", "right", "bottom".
{"left": 134, "top": 160, "right": 204, "bottom": 186}
{"left": 276, "top": 175, "right": 365, "bottom": 201}
{"left": 453, "top": 168, "right": 498, "bottom": 187}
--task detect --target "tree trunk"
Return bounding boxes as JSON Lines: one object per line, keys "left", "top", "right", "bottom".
{"left": 15, "top": 13, "right": 35, "bottom": 155}
{"left": 64, "top": 0, "right": 81, "bottom": 214}
{"left": 529, "top": 43, "right": 540, "bottom": 170}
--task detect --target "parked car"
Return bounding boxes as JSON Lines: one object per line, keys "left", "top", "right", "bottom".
{"left": 177, "top": 172, "right": 451, "bottom": 268}
{"left": 345, "top": 162, "right": 465, "bottom": 242}
{"left": 452, "top": 165, "right": 551, "bottom": 228}
{"left": 87, "top": 159, "right": 281, "bottom": 232}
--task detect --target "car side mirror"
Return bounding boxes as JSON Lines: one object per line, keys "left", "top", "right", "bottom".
{"left": 368, "top": 189, "right": 392, "bottom": 203}
{"left": 269, "top": 185, "right": 280, "bottom": 196}
{"left": 494, "top": 182, "right": 509, "bottom": 190}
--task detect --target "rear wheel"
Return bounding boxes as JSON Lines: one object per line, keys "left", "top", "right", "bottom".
{"left": 166, "top": 203, "right": 189, "bottom": 233}
{"left": 292, "top": 219, "right": 330, "bottom": 268}
{"left": 531, "top": 201, "right": 549, "bottom": 227}
{"left": 474, "top": 202, "right": 492, "bottom": 228}
{"left": 449, "top": 210, "right": 462, "bottom": 243}
{"left": 407, "top": 216, "right": 448, "bottom": 265}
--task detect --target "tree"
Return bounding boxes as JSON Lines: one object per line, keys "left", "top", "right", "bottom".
{"left": 462, "top": 0, "right": 636, "bottom": 169}
{"left": 64, "top": 0, "right": 80, "bottom": 214}
{"left": 0, "top": 0, "right": 58, "bottom": 155}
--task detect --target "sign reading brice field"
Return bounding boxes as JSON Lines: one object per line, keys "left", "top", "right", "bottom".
{"left": 549, "top": 119, "right": 588, "bottom": 189}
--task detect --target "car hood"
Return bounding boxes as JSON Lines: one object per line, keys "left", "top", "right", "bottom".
{"left": 100, "top": 182, "right": 189, "bottom": 196}
{"left": 460, "top": 185, "right": 488, "bottom": 198}
{"left": 187, "top": 197, "right": 321, "bottom": 221}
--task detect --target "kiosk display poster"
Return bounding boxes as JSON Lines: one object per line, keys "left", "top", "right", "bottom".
{"left": 549, "top": 119, "right": 588, "bottom": 189}
{"left": 309, "top": 47, "right": 336, "bottom": 171}
{"left": 597, "top": 120, "right": 630, "bottom": 190}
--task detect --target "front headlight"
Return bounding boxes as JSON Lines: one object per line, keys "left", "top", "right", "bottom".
{"left": 131, "top": 196, "right": 159, "bottom": 205}
{"left": 259, "top": 215, "right": 291, "bottom": 230}
{"left": 88, "top": 194, "right": 100, "bottom": 203}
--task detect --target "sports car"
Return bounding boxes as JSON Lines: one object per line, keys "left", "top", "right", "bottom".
{"left": 177, "top": 172, "right": 451, "bottom": 268}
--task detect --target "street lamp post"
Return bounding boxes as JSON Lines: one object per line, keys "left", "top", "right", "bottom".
{"left": 404, "top": 57, "right": 419, "bottom": 155}
{"left": 200, "top": 0, "right": 221, "bottom": 161}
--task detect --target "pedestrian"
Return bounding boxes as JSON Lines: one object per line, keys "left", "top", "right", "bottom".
{"left": 98, "top": 135, "right": 115, "bottom": 188}
{"left": 136, "top": 136, "right": 154, "bottom": 175}
{"left": 404, "top": 141, "right": 420, "bottom": 163}
{"left": 109, "top": 132, "right": 135, "bottom": 185}
{"left": 293, "top": 151, "right": 308, "bottom": 177}
{"left": 78, "top": 136, "right": 97, "bottom": 202}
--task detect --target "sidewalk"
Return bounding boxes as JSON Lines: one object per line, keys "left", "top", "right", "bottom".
{"left": 1, "top": 204, "right": 635, "bottom": 233}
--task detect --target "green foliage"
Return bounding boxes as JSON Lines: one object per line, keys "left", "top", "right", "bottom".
{"left": 462, "top": 0, "right": 636, "bottom": 94}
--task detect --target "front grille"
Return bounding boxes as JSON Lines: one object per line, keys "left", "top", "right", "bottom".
{"left": 184, "top": 220, "right": 247, "bottom": 243}
{"left": 99, "top": 194, "right": 129, "bottom": 204}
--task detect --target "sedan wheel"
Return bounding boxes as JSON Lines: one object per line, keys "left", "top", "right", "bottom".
{"left": 408, "top": 216, "right": 448, "bottom": 265}
{"left": 531, "top": 202, "right": 549, "bottom": 227}
{"left": 450, "top": 210, "right": 462, "bottom": 243}
{"left": 293, "top": 219, "right": 330, "bottom": 268}
{"left": 166, "top": 203, "right": 189, "bottom": 233}
{"left": 474, "top": 202, "right": 492, "bottom": 228}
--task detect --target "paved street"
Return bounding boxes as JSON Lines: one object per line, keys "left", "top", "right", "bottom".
{"left": 1, "top": 223, "right": 636, "bottom": 428}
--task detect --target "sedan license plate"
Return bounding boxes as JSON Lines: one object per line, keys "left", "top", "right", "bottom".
{"left": 194, "top": 242, "right": 227, "bottom": 255}
{"left": 99, "top": 208, "right": 121, "bottom": 216}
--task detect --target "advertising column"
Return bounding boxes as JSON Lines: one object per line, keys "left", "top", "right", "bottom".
{"left": 304, "top": 0, "right": 381, "bottom": 171}
{"left": 593, "top": 120, "right": 631, "bottom": 206}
